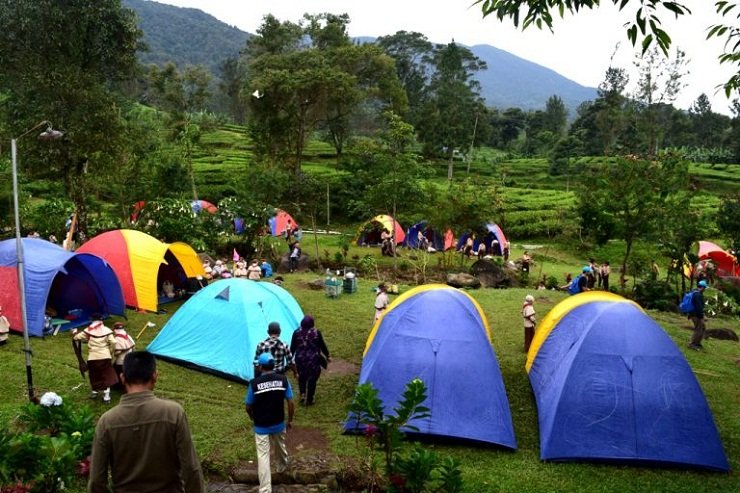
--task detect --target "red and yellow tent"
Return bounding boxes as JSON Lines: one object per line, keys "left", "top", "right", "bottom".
{"left": 77, "top": 229, "right": 204, "bottom": 312}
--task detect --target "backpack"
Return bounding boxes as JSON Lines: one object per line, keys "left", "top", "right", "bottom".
{"left": 679, "top": 290, "right": 696, "bottom": 314}
{"left": 568, "top": 274, "right": 583, "bottom": 295}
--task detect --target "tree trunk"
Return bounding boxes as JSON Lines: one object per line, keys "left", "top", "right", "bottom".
{"left": 620, "top": 238, "right": 633, "bottom": 290}
{"left": 447, "top": 152, "right": 454, "bottom": 181}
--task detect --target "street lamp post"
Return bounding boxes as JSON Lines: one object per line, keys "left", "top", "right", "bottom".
{"left": 11, "top": 121, "right": 64, "bottom": 402}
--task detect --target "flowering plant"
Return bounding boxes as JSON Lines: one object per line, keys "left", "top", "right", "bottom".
{"left": 1, "top": 393, "right": 94, "bottom": 492}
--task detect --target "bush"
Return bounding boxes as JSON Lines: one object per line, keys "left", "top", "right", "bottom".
{"left": 1, "top": 393, "right": 93, "bottom": 493}
{"left": 632, "top": 280, "right": 678, "bottom": 311}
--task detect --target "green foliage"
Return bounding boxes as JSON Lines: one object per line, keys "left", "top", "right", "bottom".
{"left": 632, "top": 280, "right": 678, "bottom": 311}
{"left": 717, "top": 197, "right": 740, "bottom": 251}
{"left": 704, "top": 287, "right": 740, "bottom": 317}
{"left": 347, "top": 379, "right": 463, "bottom": 492}
{"left": 1, "top": 394, "right": 94, "bottom": 493}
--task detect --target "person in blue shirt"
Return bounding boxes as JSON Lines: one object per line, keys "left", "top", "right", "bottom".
{"left": 688, "top": 280, "right": 708, "bottom": 350}
{"left": 245, "top": 352, "right": 295, "bottom": 493}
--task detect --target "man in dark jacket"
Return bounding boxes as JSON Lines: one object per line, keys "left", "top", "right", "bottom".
{"left": 88, "top": 351, "right": 204, "bottom": 493}
{"left": 245, "top": 352, "right": 295, "bottom": 493}
{"left": 688, "top": 280, "right": 708, "bottom": 350}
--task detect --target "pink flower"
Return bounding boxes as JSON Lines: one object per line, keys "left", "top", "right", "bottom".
{"left": 77, "top": 457, "right": 91, "bottom": 477}
{"left": 364, "top": 424, "right": 378, "bottom": 437}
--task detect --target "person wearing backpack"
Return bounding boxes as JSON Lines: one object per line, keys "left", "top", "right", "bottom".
{"left": 687, "top": 280, "right": 708, "bottom": 350}
{"left": 568, "top": 266, "right": 592, "bottom": 295}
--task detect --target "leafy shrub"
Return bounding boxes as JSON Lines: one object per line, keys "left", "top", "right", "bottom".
{"left": 632, "top": 280, "right": 677, "bottom": 311}
{"left": 347, "top": 380, "right": 464, "bottom": 493}
{"left": 704, "top": 288, "right": 740, "bottom": 317}
{"left": 1, "top": 393, "right": 93, "bottom": 493}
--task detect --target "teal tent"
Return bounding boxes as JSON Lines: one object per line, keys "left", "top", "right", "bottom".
{"left": 147, "top": 279, "right": 303, "bottom": 382}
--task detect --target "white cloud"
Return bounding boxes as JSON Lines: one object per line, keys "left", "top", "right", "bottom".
{"left": 151, "top": 0, "right": 737, "bottom": 114}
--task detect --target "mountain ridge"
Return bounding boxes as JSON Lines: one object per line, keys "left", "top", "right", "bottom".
{"left": 124, "top": 0, "right": 597, "bottom": 113}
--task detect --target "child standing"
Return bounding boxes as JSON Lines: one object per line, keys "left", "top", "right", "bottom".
{"left": 522, "top": 295, "right": 536, "bottom": 353}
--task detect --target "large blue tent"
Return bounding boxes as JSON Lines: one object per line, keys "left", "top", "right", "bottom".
{"left": 0, "top": 238, "right": 125, "bottom": 336}
{"left": 402, "top": 221, "right": 447, "bottom": 251}
{"left": 456, "top": 223, "right": 508, "bottom": 255}
{"left": 345, "top": 284, "right": 516, "bottom": 449}
{"left": 528, "top": 294, "right": 729, "bottom": 471}
{"left": 147, "top": 279, "right": 304, "bottom": 382}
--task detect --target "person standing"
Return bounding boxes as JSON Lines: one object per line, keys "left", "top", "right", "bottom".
{"left": 289, "top": 242, "right": 301, "bottom": 273}
{"left": 290, "top": 315, "right": 330, "bottom": 406}
{"left": 112, "top": 322, "right": 136, "bottom": 378}
{"left": 688, "top": 280, "right": 709, "bottom": 350}
{"left": 88, "top": 351, "right": 204, "bottom": 493}
{"left": 601, "top": 261, "right": 611, "bottom": 291}
{"left": 651, "top": 260, "right": 660, "bottom": 281}
{"left": 374, "top": 284, "right": 389, "bottom": 321}
{"left": 521, "top": 251, "right": 531, "bottom": 273}
{"left": 254, "top": 322, "right": 295, "bottom": 377}
{"left": 0, "top": 305, "right": 9, "bottom": 346}
{"left": 522, "top": 295, "right": 536, "bottom": 353}
{"left": 245, "top": 352, "right": 295, "bottom": 493}
{"left": 73, "top": 318, "right": 117, "bottom": 404}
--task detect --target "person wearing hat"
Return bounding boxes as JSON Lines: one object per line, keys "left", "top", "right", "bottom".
{"left": 0, "top": 305, "right": 10, "bottom": 346}
{"left": 253, "top": 322, "right": 295, "bottom": 377}
{"left": 73, "top": 316, "right": 117, "bottom": 404}
{"left": 290, "top": 315, "right": 330, "bottom": 406}
{"left": 245, "top": 351, "right": 295, "bottom": 493}
{"left": 522, "top": 295, "right": 536, "bottom": 352}
{"left": 112, "top": 322, "right": 136, "bottom": 380}
{"left": 688, "top": 280, "right": 709, "bottom": 350}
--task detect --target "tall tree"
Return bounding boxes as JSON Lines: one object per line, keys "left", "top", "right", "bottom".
{"left": 577, "top": 152, "right": 689, "bottom": 286}
{"left": 416, "top": 41, "right": 487, "bottom": 180}
{"left": 543, "top": 95, "right": 568, "bottom": 136}
{"left": 632, "top": 47, "right": 688, "bottom": 155}
{"left": 244, "top": 13, "right": 403, "bottom": 171}
{"left": 474, "top": 0, "right": 740, "bottom": 96}
{"left": 376, "top": 31, "right": 434, "bottom": 125}
{"left": 0, "top": 0, "right": 142, "bottom": 234}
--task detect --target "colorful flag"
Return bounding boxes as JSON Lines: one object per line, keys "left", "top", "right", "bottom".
{"left": 233, "top": 248, "right": 240, "bottom": 261}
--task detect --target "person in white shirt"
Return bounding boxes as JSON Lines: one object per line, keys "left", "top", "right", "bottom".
{"left": 522, "top": 295, "right": 536, "bottom": 353}
{"left": 374, "top": 284, "right": 389, "bottom": 321}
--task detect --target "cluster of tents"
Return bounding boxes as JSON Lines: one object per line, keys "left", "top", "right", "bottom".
{"left": 343, "top": 286, "right": 729, "bottom": 471}
{"left": 355, "top": 214, "right": 506, "bottom": 254}
{"left": 0, "top": 229, "right": 204, "bottom": 336}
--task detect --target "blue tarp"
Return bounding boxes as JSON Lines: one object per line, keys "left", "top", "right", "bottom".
{"left": 0, "top": 238, "right": 125, "bottom": 337}
{"left": 529, "top": 301, "right": 729, "bottom": 471}
{"left": 147, "top": 279, "right": 304, "bottom": 382}
{"left": 345, "top": 285, "right": 516, "bottom": 448}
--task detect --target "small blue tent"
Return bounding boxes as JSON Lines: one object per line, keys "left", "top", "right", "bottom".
{"left": 345, "top": 284, "right": 516, "bottom": 449}
{"left": 0, "top": 238, "right": 125, "bottom": 337}
{"left": 528, "top": 294, "right": 729, "bottom": 471}
{"left": 402, "top": 221, "right": 444, "bottom": 251}
{"left": 456, "top": 223, "right": 507, "bottom": 255}
{"left": 147, "top": 279, "right": 303, "bottom": 382}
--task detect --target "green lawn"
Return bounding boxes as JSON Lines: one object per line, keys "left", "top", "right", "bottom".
{"left": 1, "top": 251, "right": 738, "bottom": 491}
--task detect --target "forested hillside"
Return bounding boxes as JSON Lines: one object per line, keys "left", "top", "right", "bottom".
{"left": 123, "top": 0, "right": 595, "bottom": 112}
{"left": 122, "top": 0, "right": 248, "bottom": 74}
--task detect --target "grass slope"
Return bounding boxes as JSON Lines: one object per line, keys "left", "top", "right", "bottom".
{"left": 1, "top": 254, "right": 737, "bottom": 491}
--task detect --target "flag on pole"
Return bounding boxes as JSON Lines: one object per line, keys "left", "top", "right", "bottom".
{"left": 233, "top": 248, "right": 240, "bottom": 262}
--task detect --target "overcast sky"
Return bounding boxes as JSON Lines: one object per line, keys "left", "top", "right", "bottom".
{"left": 155, "top": 0, "right": 736, "bottom": 115}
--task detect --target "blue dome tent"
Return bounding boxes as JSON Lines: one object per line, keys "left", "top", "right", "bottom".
{"left": 456, "top": 223, "right": 508, "bottom": 255}
{"left": 147, "top": 279, "right": 304, "bottom": 382}
{"left": 345, "top": 284, "right": 516, "bottom": 449}
{"left": 0, "top": 238, "right": 125, "bottom": 336}
{"left": 402, "top": 221, "right": 453, "bottom": 251}
{"left": 527, "top": 292, "right": 729, "bottom": 471}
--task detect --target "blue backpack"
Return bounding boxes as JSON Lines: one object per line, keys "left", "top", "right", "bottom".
{"left": 679, "top": 290, "right": 696, "bottom": 314}
{"left": 568, "top": 274, "right": 583, "bottom": 295}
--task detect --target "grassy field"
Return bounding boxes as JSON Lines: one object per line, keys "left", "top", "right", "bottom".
{"left": 1, "top": 244, "right": 738, "bottom": 492}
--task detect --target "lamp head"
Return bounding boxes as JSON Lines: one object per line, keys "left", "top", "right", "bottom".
{"left": 38, "top": 124, "right": 63, "bottom": 141}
